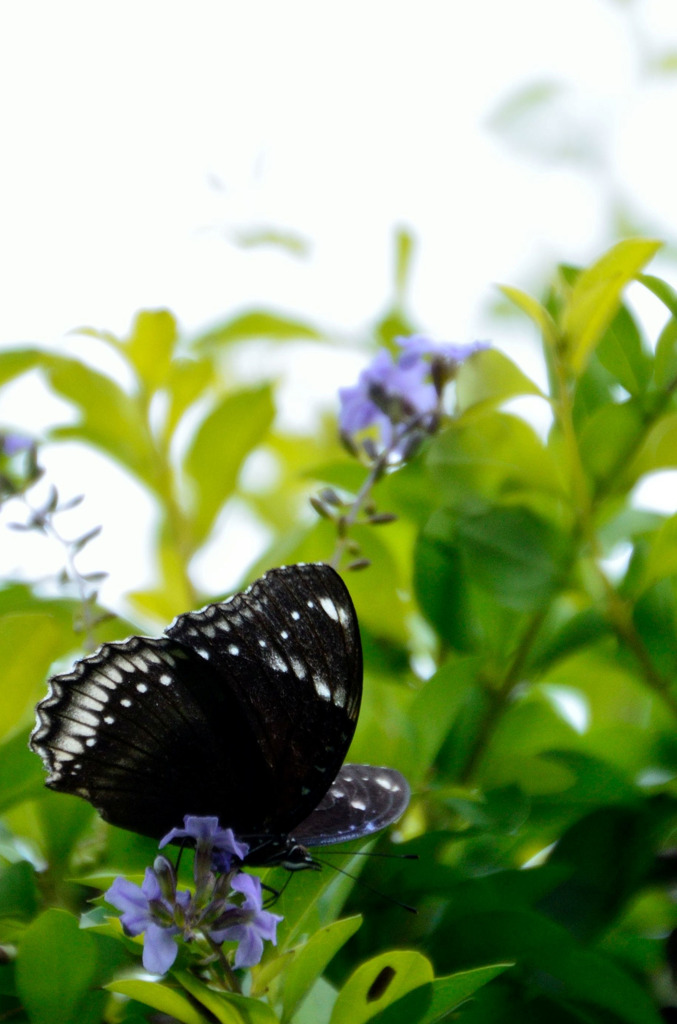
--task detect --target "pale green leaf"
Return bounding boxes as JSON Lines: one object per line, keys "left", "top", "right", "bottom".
{"left": 281, "top": 916, "right": 362, "bottom": 1022}
{"left": 455, "top": 347, "right": 543, "bottom": 412}
{"left": 330, "top": 950, "right": 433, "bottom": 1024}
{"left": 184, "top": 385, "right": 275, "bottom": 546}
{"left": 498, "top": 285, "right": 558, "bottom": 350}
{"left": 106, "top": 978, "right": 209, "bottom": 1024}
{"left": 562, "top": 238, "right": 662, "bottom": 375}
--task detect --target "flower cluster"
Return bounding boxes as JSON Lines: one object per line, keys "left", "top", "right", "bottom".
{"left": 338, "top": 334, "right": 488, "bottom": 459}
{"left": 105, "top": 816, "right": 282, "bottom": 976}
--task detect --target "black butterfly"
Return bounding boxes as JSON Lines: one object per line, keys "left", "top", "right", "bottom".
{"left": 30, "top": 563, "right": 409, "bottom": 868}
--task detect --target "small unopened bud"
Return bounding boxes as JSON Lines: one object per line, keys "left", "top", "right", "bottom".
{"left": 347, "top": 558, "right": 371, "bottom": 571}
{"left": 368, "top": 512, "right": 398, "bottom": 525}
{"left": 340, "top": 431, "right": 360, "bottom": 457}
{"left": 153, "top": 856, "right": 177, "bottom": 902}
{"left": 319, "top": 488, "right": 343, "bottom": 508}
{"left": 310, "top": 495, "right": 332, "bottom": 519}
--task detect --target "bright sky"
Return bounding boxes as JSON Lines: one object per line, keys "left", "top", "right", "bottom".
{"left": 2, "top": 0, "right": 677, "bottom": 605}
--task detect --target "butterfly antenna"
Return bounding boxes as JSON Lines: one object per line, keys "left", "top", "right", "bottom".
{"left": 313, "top": 855, "right": 417, "bottom": 914}
{"left": 317, "top": 849, "right": 418, "bottom": 860}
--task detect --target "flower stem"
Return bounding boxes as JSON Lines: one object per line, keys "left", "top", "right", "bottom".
{"left": 204, "top": 934, "right": 242, "bottom": 993}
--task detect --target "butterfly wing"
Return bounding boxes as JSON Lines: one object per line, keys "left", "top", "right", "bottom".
{"left": 30, "top": 563, "right": 363, "bottom": 841}
{"left": 165, "top": 562, "right": 362, "bottom": 836}
{"left": 292, "top": 764, "right": 410, "bottom": 847}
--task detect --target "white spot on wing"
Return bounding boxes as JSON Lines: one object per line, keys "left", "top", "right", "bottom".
{"left": 228, "top": 644, "right": 240, "bottom": 656}
{"left": 351, "top": 799, "right": 367, "bottom": 810}
{"left": 266, "top": 650, "right": 289, "bottom": 672}
{"left": 314, "top": 677, "right": 331, "bottom": 701}
{"left": 136, "top": 683, "right": 148, "bottom": 693}
{"left": 290, "top": 657, "right": 306, "bottom": 679}
{"left": 338, "top": 605, "right": 352, "bottom": 629}
{"left": 160, "top": 674, "right": 172, "bottom": 686}
{"left": 319, "top": 596, "right": 339, "bottom": 621}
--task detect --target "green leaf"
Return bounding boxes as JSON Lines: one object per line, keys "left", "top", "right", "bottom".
{"left": 408, "top": 659, "right": 484, "bottom": 775}
{"left": 453, "top": 505, "right": 570, "bottom": 611}
{"left": 638, "top": 272, "right": 677, "bottom": 319}
{"left": 16, "top": 909, "right": 104, "bottom": 1024}
{"left": 455, "top": 348, "right": 543, "bottom": 412}
{"left": 0, "top": 728, "right": 46, "bottom": 814}
{"left": 561, "top": 238, "right": 662, "bottom": 375}
{"left": 641, "top": 512, "right": 677, "bottom": 590}
{"left": 629, "top": 411, "right": 677, "bottom": 479}
{"left": 106, "top": 979, "right": 209, "bottom": 1024}
{"left": 538, "top": 802, "right": 671, "bottom": 941}
{"left": 0, "top": 348, "right": 45, "bottom": 387}
{"left": 230, "top": 226, "right": 310, "bottom": 256}
{"left": 122, "top": 309, "right": 178, "bottom": 392}
{"left": 434, "top": 908, "right": 662, "bottom": 1024}
{"left": 193, "top": 309, "right": 323, "bottom": 351}
{"left": 394, "top": 226, "right": 415, "bottom": 305}
{"left": 161, "top": 356, "right": 214, "bottom": 442}
{"left": 414, "top": 520, "right": 476, "bottom": 650}
{"left": 595, "top": 305, "right": 652, "bottom": 395}
{"left": 497, "top": 286, "right": 559, "bottom": 350}
{"left": 577, "top": 399, "right": 645, "bottom": 487}
{"left": 177, "top": 970, "right": 277, "bottom": 1024}
{"left": 0, "top": 613, "right": 60, "bottom": 739}
{"left": 0, "top": 861, "right": 38, "bottom": 921}
{"left": 427, "top": 412, "right": 566, "bottom": 507}
{"left": 44, "top": 355, "right": 157, "bottom": 488}
{"left": 329, "top": 950, "right": 433, "bottom": 1024}
{"left": 367, "top": 964, "right": 513, "bottom": 1024}
{"left": 281, "top": 916, "right": 362, "bottom": 1023}
{"left": 653, "top": 315, "right": 677, "bottom": 390}
{"left": 184, "top": 385, "right": 275, "bottom": 546}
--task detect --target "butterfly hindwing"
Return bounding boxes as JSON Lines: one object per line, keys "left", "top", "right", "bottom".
{"left": 292, "top": 764, "right": 410, "bottom": 847}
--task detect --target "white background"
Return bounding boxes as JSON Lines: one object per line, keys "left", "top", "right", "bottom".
{"left": 1, "top": 0, "right": 677, "bottom": 606}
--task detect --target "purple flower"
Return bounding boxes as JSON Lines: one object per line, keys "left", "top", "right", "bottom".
{"left": 105, "top": 866, "right": 190, "bottom": 974}
{"left": 1, "top": 434, "right": 33, "bottom": 457}
{"left": 210, "top": 874, "right": 283, "bottom": 969}
{"left": 396, "top": 334, "right": 489, "bottom": 369}
{"left": 159, "top": 816, "right": 249, "bottom": 873}
{"left": 338, "top": 349, "right": 437, "bottom": 450}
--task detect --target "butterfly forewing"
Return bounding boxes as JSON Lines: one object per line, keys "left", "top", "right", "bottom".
{"left": 30, "top": 563, "right": 364, "bottom": 841}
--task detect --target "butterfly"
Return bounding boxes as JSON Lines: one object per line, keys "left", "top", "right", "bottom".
{"left": 30, "top": 562, "right": 409, "bottom": 868}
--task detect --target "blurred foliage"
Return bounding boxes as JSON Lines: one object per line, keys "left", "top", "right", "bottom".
{"left": 3, "top": 232, "right": 677, "bottom": 1021}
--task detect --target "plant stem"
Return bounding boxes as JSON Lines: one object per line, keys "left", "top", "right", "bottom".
{"left": 459, "top": 607, "right": 548, "bottom": 783}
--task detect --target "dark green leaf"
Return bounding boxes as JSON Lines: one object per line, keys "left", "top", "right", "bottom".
{"left": 0, "top": 861, "right": 38, "bottom": 921}
{"left": 367, "top": 965, "right": 512, "bottom": 1024}
{"left": 453, "top": 505, "right": 570, "bottom": 611}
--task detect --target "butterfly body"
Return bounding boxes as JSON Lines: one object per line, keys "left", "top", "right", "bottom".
{"left": 30, "top": 563, "right": 409, "bottom": 863}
